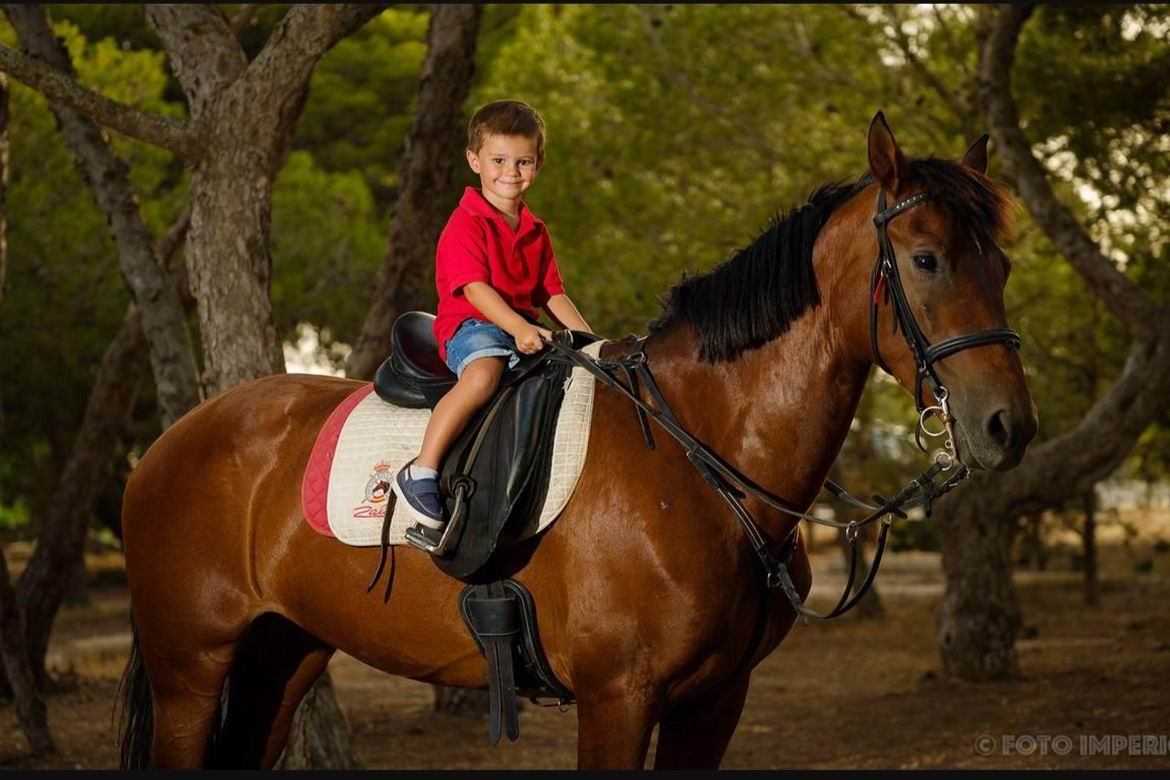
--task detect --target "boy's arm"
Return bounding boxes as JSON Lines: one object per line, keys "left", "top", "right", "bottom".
{"left": 543, "top": 293, "right": 592, "bottom": 333}
{"left": 463, "top": 282, "right": 544, "bottom": 336}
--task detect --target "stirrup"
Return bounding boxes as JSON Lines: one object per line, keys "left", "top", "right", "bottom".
{"left": 404, "top": 522, "right": 451, "bottom": 556}
{"left": 403, "top": 476, "right": 472, "bottom": 557}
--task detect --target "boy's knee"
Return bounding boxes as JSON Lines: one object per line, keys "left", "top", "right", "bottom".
{"left": 460, "top": 357, "right": 505, "bottom": 397}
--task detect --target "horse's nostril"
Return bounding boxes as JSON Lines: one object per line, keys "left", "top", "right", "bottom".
{"left": 986, "top": 409, "right": 1012, "bottom": 449}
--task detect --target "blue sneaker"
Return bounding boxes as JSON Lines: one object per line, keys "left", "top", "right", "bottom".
{"left": 392, "top": 459, "right": 446, "bottom": 545}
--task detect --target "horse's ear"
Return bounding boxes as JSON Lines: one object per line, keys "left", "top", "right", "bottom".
{"left": 867, "top": 111, "right": 907, "bottom": 196}
{"left": 961, "top": 133, "right": 990, "bottom": 175}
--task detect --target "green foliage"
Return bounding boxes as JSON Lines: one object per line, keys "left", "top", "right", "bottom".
{"left": 2, "top": 5, "right": 1168, "bottom": 542}
{"left": 476, "top": 4, "right": 963, "bottom": 337}
{"left": 0, "top": 18, "right": 183, "bottom": 517}
{"left": 297, "top": 7, "right": 431, "bottom": 212}
{"left": 269, "top": 151, "right": 385, "bottom": 348}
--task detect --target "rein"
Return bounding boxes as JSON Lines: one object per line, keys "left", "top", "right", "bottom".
{"left": 543, "top": 187, "right": 1021, "bottom": 622}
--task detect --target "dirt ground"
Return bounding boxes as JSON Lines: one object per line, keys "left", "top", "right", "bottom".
{"left": 2, "top": 519, "right": 1168, "bottom": 770}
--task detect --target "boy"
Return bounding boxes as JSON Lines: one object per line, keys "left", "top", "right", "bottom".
{"left": 394, "top": 100, "right": 592, "bottom": 551}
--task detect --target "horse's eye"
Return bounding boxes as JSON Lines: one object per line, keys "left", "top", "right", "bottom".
{"left": 913, "top": 253, "right": 938, "bottom": 272}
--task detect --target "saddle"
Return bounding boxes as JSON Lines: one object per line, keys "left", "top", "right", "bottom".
{"left": 373, "top": 312, "right": 585, "bottom": 743}
{"left": 373, "top": 312, "right": 601, "bottom": 581}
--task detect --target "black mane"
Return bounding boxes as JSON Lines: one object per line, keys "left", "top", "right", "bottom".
{"left": 646, "top": 179, "right": 862, "bottom": 363}
{"left": 647, "top": 159, "right": 1015, "bottom": 363}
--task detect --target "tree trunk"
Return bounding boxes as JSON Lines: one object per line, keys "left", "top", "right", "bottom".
{"left": 0, "top": 552, "right": 54, "bottom": 756}
{"left": 0, "top": 69, "right": 54, "bottom": 758}
{"left": 15, "top": 307, "right": 149, "bottom": 685}
{"left": 147, "top": 4, "right": 386, "bottom": 395}
{"left": 276, "top": 673, "right": 362, "bottom": 770}
{"left": 1081, "top": 490, "right": 1098, "bottom": 607}
{"left": 347, "top": 3, "right": 483, "bottom": 380}
{"left": 184, "top": 150, "right": 286, "bottom": 393}
{"left": 4, "top": 4, "right": 201, "bottom": 427}
{"left": 434, "top": 686, "right": 492, "bottom": 717}
{"left": 933, "top": 3, "right": 1170, "bottom": 680}
{"left": 937, "top": 488, "right": 1022, "bottom": 680}
{"left": 1018, "top": 511, "right": 1046, "bottom": 571}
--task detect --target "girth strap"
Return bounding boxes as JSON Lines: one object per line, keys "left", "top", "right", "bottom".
{"left": 466, "top": 581, "right": 521, "bottom": 744}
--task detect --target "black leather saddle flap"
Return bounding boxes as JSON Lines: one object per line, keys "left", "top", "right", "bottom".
{"left": 433, "top": 354, "right": 573, "bottom": 582}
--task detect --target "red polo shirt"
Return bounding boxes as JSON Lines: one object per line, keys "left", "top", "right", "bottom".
{"left": 433, "top": 187, "right": 565, "bottom": 361}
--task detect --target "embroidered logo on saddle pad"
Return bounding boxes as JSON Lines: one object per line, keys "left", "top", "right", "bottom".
{"left": 301, "top": 341, "right": 605, "bottom": 547}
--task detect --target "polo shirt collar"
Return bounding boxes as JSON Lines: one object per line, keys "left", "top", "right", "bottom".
{"left": 460, "top": 186, "right": 542, "bottom": 233}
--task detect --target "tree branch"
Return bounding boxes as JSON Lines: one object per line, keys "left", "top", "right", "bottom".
{"left": 0, "top": 39, "right": 198, "bottom": 159}
{"left": 230, "top": 3, "right": 263, "bottom": 37}
{"left": 977, "top": 3, "right": 1164, "bottom": 336}
{"left": 242, "top": 4, "right": 386, "bottom": 107}
{"left": 144, "top": 4, "right": 248, "bottom": 120}
{"left": 155, "top": 205, "right": 192, "bottom": 264}
{"left": 881, "top": 4, "right": 972, "bottom": 123}
{"left": 6, "top": 4, "right": 202, "bottom": 428}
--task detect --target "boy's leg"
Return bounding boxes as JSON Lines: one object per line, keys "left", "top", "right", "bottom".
{"left": 417, "top": 356, "right": 506, "bottom": 470}
{"left": 395, "top": 356, "right": 506, "bottom": 546}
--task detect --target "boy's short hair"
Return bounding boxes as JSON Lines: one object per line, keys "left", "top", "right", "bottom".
{"left": 467, "top": 100, "right": 546, "bottom": 161}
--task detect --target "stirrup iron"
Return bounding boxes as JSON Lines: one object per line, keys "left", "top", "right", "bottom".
{"left": 403, "top": 481, "right": 470, "bottom": 556}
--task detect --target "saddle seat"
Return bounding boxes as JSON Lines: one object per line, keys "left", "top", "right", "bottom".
{"left": 374, "top": 311, "right": 551, "bottom": 409}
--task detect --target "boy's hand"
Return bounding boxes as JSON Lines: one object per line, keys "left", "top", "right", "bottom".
{"left": 512, "top": 323, "right": 553, "bottom": 354}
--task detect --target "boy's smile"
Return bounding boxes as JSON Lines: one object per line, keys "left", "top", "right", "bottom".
{"left": 466, "top": 133, "right": 542, "bottom": 218}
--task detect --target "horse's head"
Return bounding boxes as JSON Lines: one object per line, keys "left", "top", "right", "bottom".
{"left": 863, "top": 112, "right": 1037, "bottom": 471}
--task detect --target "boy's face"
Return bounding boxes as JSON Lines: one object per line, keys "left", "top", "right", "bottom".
{"left": 466, "top": 133, "right": 542, "bottom": 208}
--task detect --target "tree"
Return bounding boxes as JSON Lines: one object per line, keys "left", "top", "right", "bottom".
{"left": 0, "top": 4, "right": 387, "bottom": 766}
{"left": 934, "top": 3, "right": 1170, "bottom": 679}
{"left": 0, "top": 4, "right": 198, "bottom": 691}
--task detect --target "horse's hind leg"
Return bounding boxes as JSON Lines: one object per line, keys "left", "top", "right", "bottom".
{"left": 652, "top": 677, "right": 750, "bottom": 769}
{"left": 145, "top": 639, "right": 236, "bottom": 769}
{"left": 212, "top": 613, "right": 334, "bottom": 768}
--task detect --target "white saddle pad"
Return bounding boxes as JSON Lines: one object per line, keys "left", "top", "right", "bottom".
{"left": 311, "top": 340, "right": 604, "bottom": 546}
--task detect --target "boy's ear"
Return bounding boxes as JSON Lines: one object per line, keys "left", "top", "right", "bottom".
{"left": 466, "top": 148, "right": 481, "bottom": 173}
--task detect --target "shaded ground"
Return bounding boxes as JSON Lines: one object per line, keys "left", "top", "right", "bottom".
{"left": 1, "top": 531, "right": 1168, "bottom": 769}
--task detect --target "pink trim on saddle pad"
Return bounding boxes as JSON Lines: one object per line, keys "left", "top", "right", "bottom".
{"left": 301, "top": 382, "right": 375, "bottom": 537}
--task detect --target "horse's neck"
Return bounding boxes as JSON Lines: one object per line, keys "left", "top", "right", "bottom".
{"left": 644, "top": 235, "right": 873, "bottom": 540}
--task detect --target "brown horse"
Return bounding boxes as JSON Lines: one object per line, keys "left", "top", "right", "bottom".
{"left": 117, "top": 114, "right": 1036, "bottom": 769}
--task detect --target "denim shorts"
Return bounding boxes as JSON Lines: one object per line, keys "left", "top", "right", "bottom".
{"left": 443, "top": 318, "right": 521, "bottom": 378}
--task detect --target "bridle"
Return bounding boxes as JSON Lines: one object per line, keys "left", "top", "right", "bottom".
{"left": 869, "top": 189, "right": 1021, "bottom": 470}
{"left": 541, "top": 186, "right": 1022, "bottom": 624}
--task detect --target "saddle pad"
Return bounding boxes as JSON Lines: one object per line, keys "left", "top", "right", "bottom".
{"left": 301, "top": 340, "right": 606, "bottom": 547}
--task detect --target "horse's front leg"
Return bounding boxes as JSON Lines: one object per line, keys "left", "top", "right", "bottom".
{"left": 576, "top": 687, "right": 662, "bottom": 769}
{"left": 652, "top": 676, "right": 751, "bottom": 769}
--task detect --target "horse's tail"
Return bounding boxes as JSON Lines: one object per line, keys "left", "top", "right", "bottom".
{"left": 115, "top": 616, "right": 153, "bottom": 769}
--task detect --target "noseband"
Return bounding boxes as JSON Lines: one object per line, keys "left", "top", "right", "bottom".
{"left": 869, "top": 189, "right": 1021, "bottom": 469}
